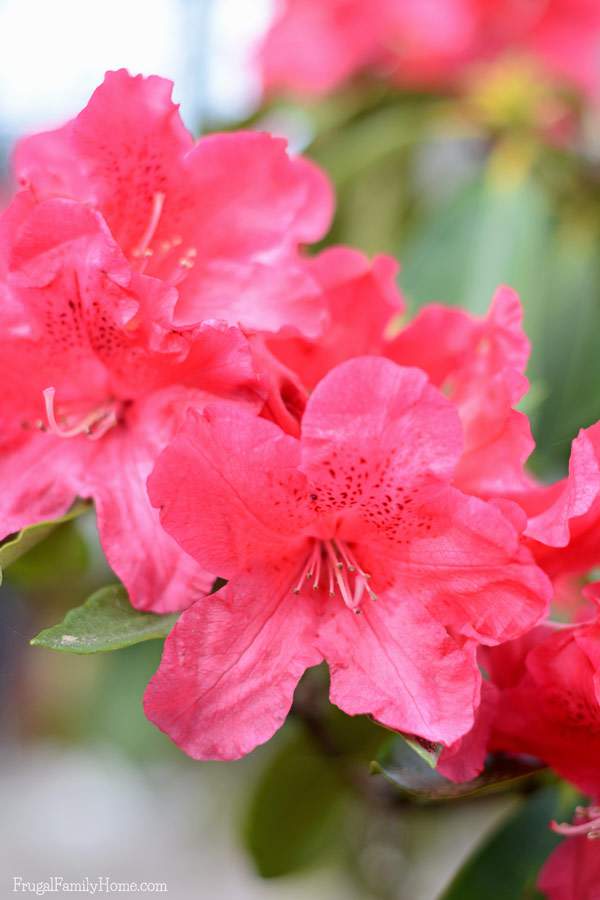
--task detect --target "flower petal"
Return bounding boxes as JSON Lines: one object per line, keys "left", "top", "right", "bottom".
{"left": 148, "top": 403, "right": 313, "bottom": 579}
{"left": 437, "top": 681, "right": 499, "bottom": 783}
{"left": 319, "top": 590, "right": 480, "bottom": 745}
{"left": 86, "top": 395, "right": 214, "bottom": 612}
{"left": 525, "top": 423, "right": 600, "bottom": 579}
{"left": 388, "top": 488, "right": 551, "bottom": 644}
{"left": 15, "top": 69, "right": 194, "bottom": 258}
{"left": 144, "top": 571, "right": 322, "bottom": 759}
{"left": 387, "top": 287, "right": 534, "bottom": 498}
{"left": 300, "top": 357, "right": 463, "bottom": 523}
{"left": 269, "top": 248, "right": 403, "bottom": 389}
{"left": 0, "top": 431, "right": 84, "bottom": 540}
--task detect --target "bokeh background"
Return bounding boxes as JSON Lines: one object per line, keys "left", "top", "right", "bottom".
{"left": 1, "top": 1, "right": 598, "bottom": 897}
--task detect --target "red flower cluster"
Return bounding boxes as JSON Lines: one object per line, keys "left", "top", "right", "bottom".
{"left": 259, "top": 0, "right": 600, "bottom": 98}
{"left": 3, "top": 70, "right": 600, "bottom": 896}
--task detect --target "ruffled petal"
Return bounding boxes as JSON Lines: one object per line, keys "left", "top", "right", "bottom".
{"left": 85, "top": 393, "right": 215, "bottom": 612}
{"left": 319, "top": 589, "right": 480, "bottom": 745}
{"left": 148, "top": 403, "right": 313, "bottom": 578}
{"left": 0, "top": 431, "right": 84, "bottom": 540}
{"left": 15, "top": 69, "right": 194, "bottom": 258}
{"left": 144, "top": 570, "right": 322, "bottom": 759}
{"left": 269, "top": 248, "right": 403, "bottom": 389}
{"left": 384, "top": 487, "right": 551, "bottom": 644}
{"left": 300, "top": 357, "right": 463, "bottom": 534}
{"left": 525, "top": 424, "right": 600, "bottom": 580}
{"left": 387, "top": 287, "right": 534, "bottom": 498}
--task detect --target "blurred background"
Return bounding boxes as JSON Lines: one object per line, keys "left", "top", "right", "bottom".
{"left": 1, "top": 0, "right": 598, "bottom": 897}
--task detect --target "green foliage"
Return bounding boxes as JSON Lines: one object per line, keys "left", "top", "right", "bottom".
{"left": 439, "top": 784, "right": 579, "bottom": 900}
{"left": 0, "top": 501, "right": 90, "bottom": 580}
{"left": 372, "top": 736, "right": 545, "bottom": 803}
{"left": 30, "top": 584, "right": 178, "bottom": 654}
{"left": 242, "top": 726, "right": 348, "bottom": 878}
{"left": 79, "top": 640, "right": 178, "bottom": 760}
{"left": 399, "top": 733, "right": 444, "bottom": 768}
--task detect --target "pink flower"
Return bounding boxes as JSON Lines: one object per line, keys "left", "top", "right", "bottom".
{"left": 14, "top": 69, "right": 334, "bottom": 336}
{"left": 538, "top": 808, "right": 600, "bottom": 900}
{"left": 259, "top": 0, "right": 386, "bottom": 95}
{"left": 524, "top": 423, "right": 600, "bottom": 581}
{"left": 487, "top": 610, "right": 600, "bottom": 796}
{"left": 437, "top": 596, "right": 600, "bottom": 791}
{"left": 272, "top": 277, "right": 533, "bottom": 501}
{"left": 145, "top": 356, "right": 550, "bottom": 759}
{"left": 386, "top": 287, "right": 535, "bottom": 499}
{"left": 0, "top": 195, "right": 261, "bottom": 612}
{"left": 259, "top": 0, "right": 600, "bottom": 98}
{"left": 437, "top": 680, "right": 499, "bottom": 783}
{"left": 386, "top": 0, "right": 600, "bottom": 96}
{"left": 268, "top": 246, "right": 403, "bottom": 390}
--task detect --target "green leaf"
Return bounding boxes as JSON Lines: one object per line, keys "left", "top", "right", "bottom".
{"left": 0, "top": 500, "right": 90, "bottom": 579}
{"left": 372, "top": 736, "right": 544, "bottom": 803}
{"left": 30, "top": 584, "right": 178, "bottom": 654}
{"left": 242, "top": 727, "right": 347, "bottom": 878}
{"left": 402, "top": 733, "right": 444, "bottom": 768}
{"left": 370, "top": 727, "right": 443, "bottom": 773}
{"left": 438, "top": 783, "right": 580, "bottom": 900}
{"left": 400, "top": 171, "right": 551, "bottom": 316}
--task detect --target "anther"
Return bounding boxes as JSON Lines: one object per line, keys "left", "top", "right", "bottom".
{"left": 293, "top": 538, "right": 377, "bottom": 612}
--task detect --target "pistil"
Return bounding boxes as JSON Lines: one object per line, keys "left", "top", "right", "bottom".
{"left": 42, "top": 387, "right": 119, "bottom": 441}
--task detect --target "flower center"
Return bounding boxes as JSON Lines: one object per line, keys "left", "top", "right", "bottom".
{"left": 292, "top": 539, "right": 377, "bottom": 613}
{"left": 552, "top": 806, "right": 600, "bottom": 839}
{"left": 131, "top": 192, "right": 197, "bottom": 283}
{"left": 131, "top": 191, "right": 166, "bottom": 260}
{"left": 41, "top": 386, "right": 120, "bottom": 441}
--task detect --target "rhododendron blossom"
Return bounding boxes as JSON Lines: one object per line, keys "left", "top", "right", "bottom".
{"left": 0, "top": 196, "right": 261, "bottom": 612}
{"left": 0, "top": 67, "right": 342, "bottom": 612}
{"left": 538, "top": 807, "right": 600, "bottom": 900}
{"left": 432, "top": 596, "right": 600, "bottom": 793}
{"left": 260, "top": 0, "right": 600, "bottom": 98}
{"left": 268, "top": 246, "right": 404, "bottom": 390}
{"left": 525, "top": 422, "right": 600, "bottom": 580}
{"left": 385, "top": 286, "right": 535, "bottom": 499}
{"left": 486, "top": 606, "right": 600, "bottom": 795}
{"left": 146, "top": 356, "right": 549, "bottom": 760}
{"left": 14, "top": 69, "right": 334, "bottom": 336}
{"left": 440, "top": 584, "right": 600, "bottom": 795}
{"left": 274, "top": 280, "right": 535, "bottom": 500}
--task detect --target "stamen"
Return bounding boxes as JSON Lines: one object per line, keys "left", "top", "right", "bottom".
{"left": 325, "top": 541, "right": 360, "bottom": 611}
{"left": 42, "top": 387, "right": 118, "bottom": 441}
{"left": 334, "top": 540, "right": 356, "bottom": 572}
{"left": 292, "top": 538, "right": 377, "bottom": 610}
{"left": 552, "top": 806, "right": 600, "bottom": 839}
{"left": 312, "top": 548, "right": 321, "bottom": 591}
{"left": 336, "top": 540, "right": 378, "bottom": 602}
{"left": 293, "top": 543, "right": 319, "bottom": 594}
{"left": 87, "top": 409, "right": 118, "bottom": 440}
{"left": 132, "top": 192, "right": 166, "bottom": 260}
{"left": 164, "top": 245, "right": 198, "bottom": 285}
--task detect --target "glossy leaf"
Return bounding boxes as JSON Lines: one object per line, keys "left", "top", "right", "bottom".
{"left": 0, "top": 501, "right": 90, "bottom": 580}
{"left": 30, "top": 584, "right": 178, "bottom": 654}
{"left": 242, "top": 727, "right": 347, "bottom": 878}
{"left": 439, "top": 784, "right": 580, "bottom": 900}
{"left": 401, "top": 170, "right": 550, "bottom": 316}
{"left": 372, "top": 736, "right": 544, "bottom": 803}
